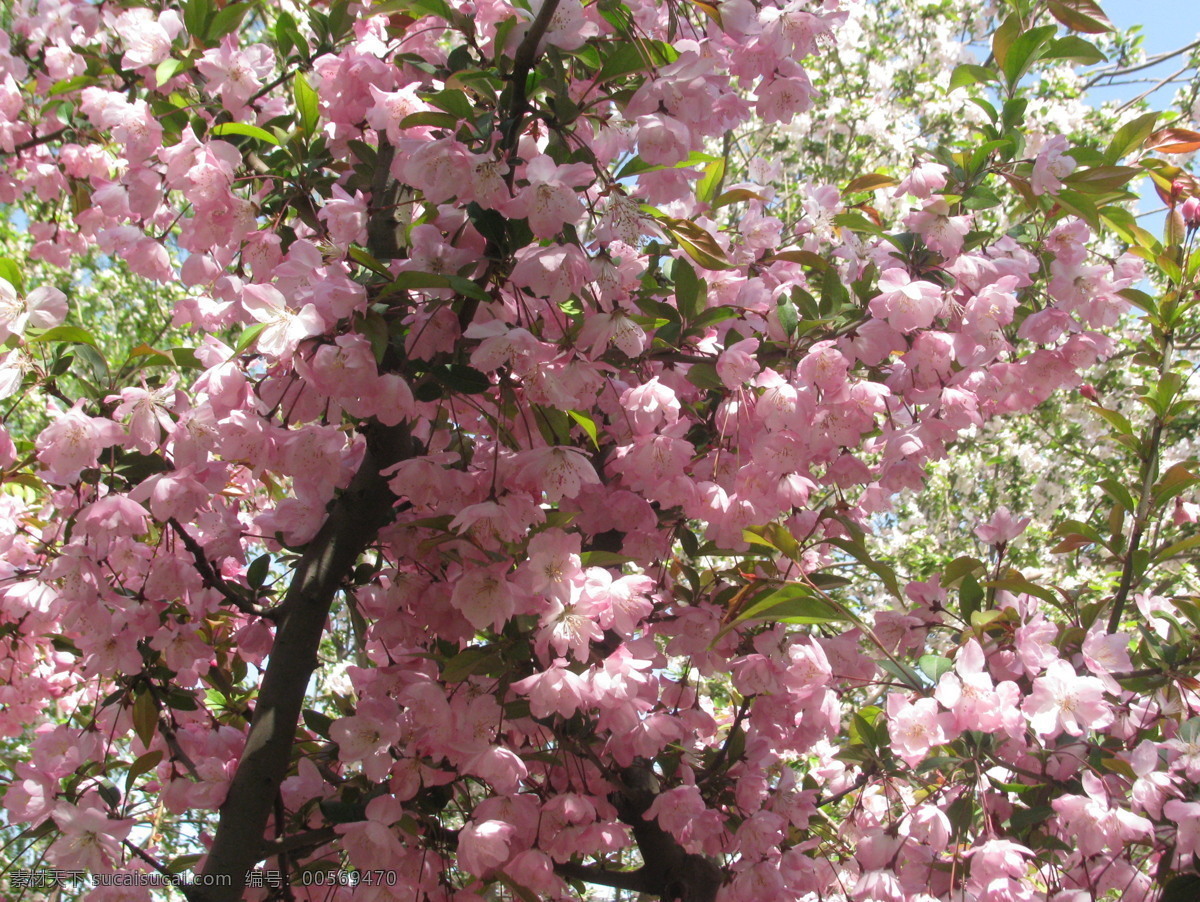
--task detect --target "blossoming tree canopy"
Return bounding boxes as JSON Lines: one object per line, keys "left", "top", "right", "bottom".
{"left": 4, "top": 0, "right": 1200, "bottom": 898}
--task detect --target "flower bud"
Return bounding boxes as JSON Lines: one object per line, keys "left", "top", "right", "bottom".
{"left": 1182, "top": 196, "right": 1200, "bottom": 229}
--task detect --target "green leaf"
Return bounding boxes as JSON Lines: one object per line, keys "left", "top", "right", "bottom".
{"left": 1106, "top": 112, "right": 1159, "bottom": 164}
{"left": 712, "top": 187, "right": 766, "bottom": 209}
{"left": 1002, "top": 25, "right": 1058, "bottom": 88}
{"left": 426, "top": 88, "right": 475, "bottom": 120}
{"left": 579, "top": 550, "right": 635, "bottom": 567}
{"left": 919, "top": 655, "right": 954, "bottom": 682}
{"left": 442, "top": 646, "right": 501, "bottom": 682}
{"left": 991, "top": 13, "right": 1022, "bottom": 71}
{"left": 567, "top": 410, "right": 601, "bottom": 449}
{"left": 0, "top": 258, "right": 24, "bottom": 292}
{"left": 399, "top": 111, "right": 462, "bottom": 130}
{"left": 1043, "top": 36, "right": 1106, "bottom": 66}
{"left": 696, "top": 158, "right": 726, "bottom": 204}
{"left": 832, "top": 211, "right": 885, "bottom": 238}
{"left": 234, "top": 322, "right": 267, "bottom": 355}
{"left": 1009, "top": 805, "right": 1055, "bottom": 831}
{"left": 614, "top": 150, "right": 720, "bottom": 181}
{"left": 27, "top": 325, "right": 99, "bottom": 347}
{"left": 1153, "top": 463, "right": 1199, "bottom": 507}
{"left": 673, "top": 258, "right": 704, "bottom": 320}
{"left": 208, "top": 2, "right": 251, "bottom": 40}
{"left": 732, "top": 583, "right": 848, "bottom": 626}
{"left": 776, "top": 296, "right": 798, "bottom": 337}
{"left": 949, "top": 64, "right": 997, "bottom": 90}
{"left": 48, "top": 74, "right": 97, "bottom": 97}
{"left": 382, "top": 0, "right": 455, "bottom": 22}
{"left": 877, "top": 658, "right": 927, "bottom": 691}
{"left": 132, "top": 690, "right": 158, "bottom": 749}
{"left": 155, "top": 58, "right": 190, "bottom": 85}
{"left": 685, "top": 362, "right": 723, "bottom": 390}
{"left": 431, "top": 363, "right": 491, "bottom": 394}
{"left": 125, "top": 750, "right": 164, "bottom": 795}
{"left": 1153, "top": 533, "right": 1200, "bottom": 565}
{"left": 1063, "top": 165, "right": 1140, "bottom": 194}
{"left": 294, "top": 72, "right": 320, "bottom": 136}
{"left": 247, "top": 553, "right": 272, "bottom": 589}
{"left": 843, "top": 173, "right": 900, "bottom": 194}
{"left": 210, "top": 122, "right": 281, "bottom": 145}
{"left": 959, "top": 573, "right": 984, "bottom": 620}
{"left": 1053, "top": 189, "right": 1101, "bottom": 231}
{"left": 386, "top": 271, "right": 490, "bottom": 302}
{"left": 348, "top": 246, "right": 392, "bottom": 278}
{"left": 663, "top": 220, "right": 733, "bottom": 271}
{"left": 303, "top": 709, "right": 334, "bottom": 738}
{"left": 183, "top": 0, "right": 213, "bottom": 39}
{"left": 1098, "top": 478, "right": 1136, "bottom": 513}
{"left": 1089, "top": 403, "right": 1134, "bottom": 436}
{"left": 826, "top": 534, "right": 903, "bottom": 599}
{"left": 595, "top": 40, "right": 679, "bottom": 83}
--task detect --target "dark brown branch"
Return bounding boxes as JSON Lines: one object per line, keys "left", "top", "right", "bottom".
{"left": 696, "top": 697, "right": 751, "bottom": 785}
{"left": 263, "top": 827, "right": 339, "bottom": 858}
{"left": 168, "top": 518, "right": 277, "bottom": 620}
{"left": 815, "top": 771, "right": 870, "bottom": 808}
{"left": 555, "top": 860, "right": 655, "bottom": 893}
{"left": 1, "top": 126, "right": 70, "bottom": 158}
{"left": 501, "top": 0, "right": 563, "bottom": 154}
{"left": 607, "top": 762, "right": 724, "bottom": 902}
{"left": 192, "top": 422, "right": 415, "bottom": 902}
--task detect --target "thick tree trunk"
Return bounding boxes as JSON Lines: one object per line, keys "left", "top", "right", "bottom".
{"left": 556, "top": 762, "right": 724, "bottom": 902}
{"left": 192, "top": 423, "right": 413, "bottom": 902}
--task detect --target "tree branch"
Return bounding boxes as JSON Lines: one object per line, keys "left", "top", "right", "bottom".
{"left": 1, "top": 126, "right": 70, "bottom": 158}
{"left": 501, "top": 0, "right": 563, "bottom": 154}
{"left": 193, "top": 422, "right": 416, "bottom": 901}
{"left": 169, "top": 518, "right": 277, "bottom": 620}
{"left": 608, "top": 762, "right": 724, "bottom": 902}
{"left": 555, "top": 860, "right": 655, "bottom": 893}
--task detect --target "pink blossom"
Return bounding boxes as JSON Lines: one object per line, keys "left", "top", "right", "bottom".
{"left": 241, "top": 283, "right": 325, "bottom": 358}
{"left": 974, "top": 506, "right": 1031, "bottom": 546}
{"left": 512, "top": 660, "right": 592, "bottom": 718}
{"left": 196, "top": 36, "right": 274, "bottom": 109}
{"left": 35, "top": 402, "right": 125, "bottom": 484}
{"left": 717, "top": 337, "right": 761, "bottom": 388}
{"left": 330, "top": 697, "right": 403, "bottom": 782}
{"left": 1022, "top": 659, "right": 1112, "bottom": 738}
{"left": 1031, "top": 135, "right": 1076, "bottom": 195}
{"left": 906, "top": 199, "right": 971, "bottom": 259}
{"left": 885, "top": 694, "right": 949, "bottom": 766}
{"left": 1081, "top": 629, "right": 1132, "bottom": 694}
{"left": 115, "top": 8, "right": 182, "bottom": 69}
{"left": 516, "top": 446, "right": 600, "bottom": 503}
{"left": 465, "top": 746, "right": 528, "bottom": 794}
{"left": 450, "top": 566, "right": 518, "bottom": 631}
{"left": 1052, "top": 772, "right": 1152, "bottom": 857}
{"left": 868, "top": 269, "right": 943, "bottom": 333}
{"left": 895, "top": 162, "right": 948, "bottom": 199}
{"left": 503, "top": 155, "right": 591, "bottom": 237}
{"left": 49, "top": 801, "right": 135, "bottom": 872}
{"left": 0, "top": 279, "right": 67, "bottom": 341}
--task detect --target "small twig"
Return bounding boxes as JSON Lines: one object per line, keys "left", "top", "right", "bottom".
{"left": 1085, "top": 40, "right": 1200, "bottom": 88}
{"left": 121, "top": 839, "right": 174, "bottom": 876}
{"left": 1, "top": 126, "right": 70, "bottom": 158}
{"left": 168, "top": 518, "right": 278, "bottom": 620}
{"left": 815, "top": 771, "right": 871, "bottom": 808}
{"left": 696, "top": 696, "right": 751, "bottom": 784}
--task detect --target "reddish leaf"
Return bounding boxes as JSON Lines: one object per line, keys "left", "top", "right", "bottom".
{"left": 1047, "top": 0, "right": 1113, "bottom": 34}
{"left": 1146, "top": 128, "right": 1200, "bottom": 155}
